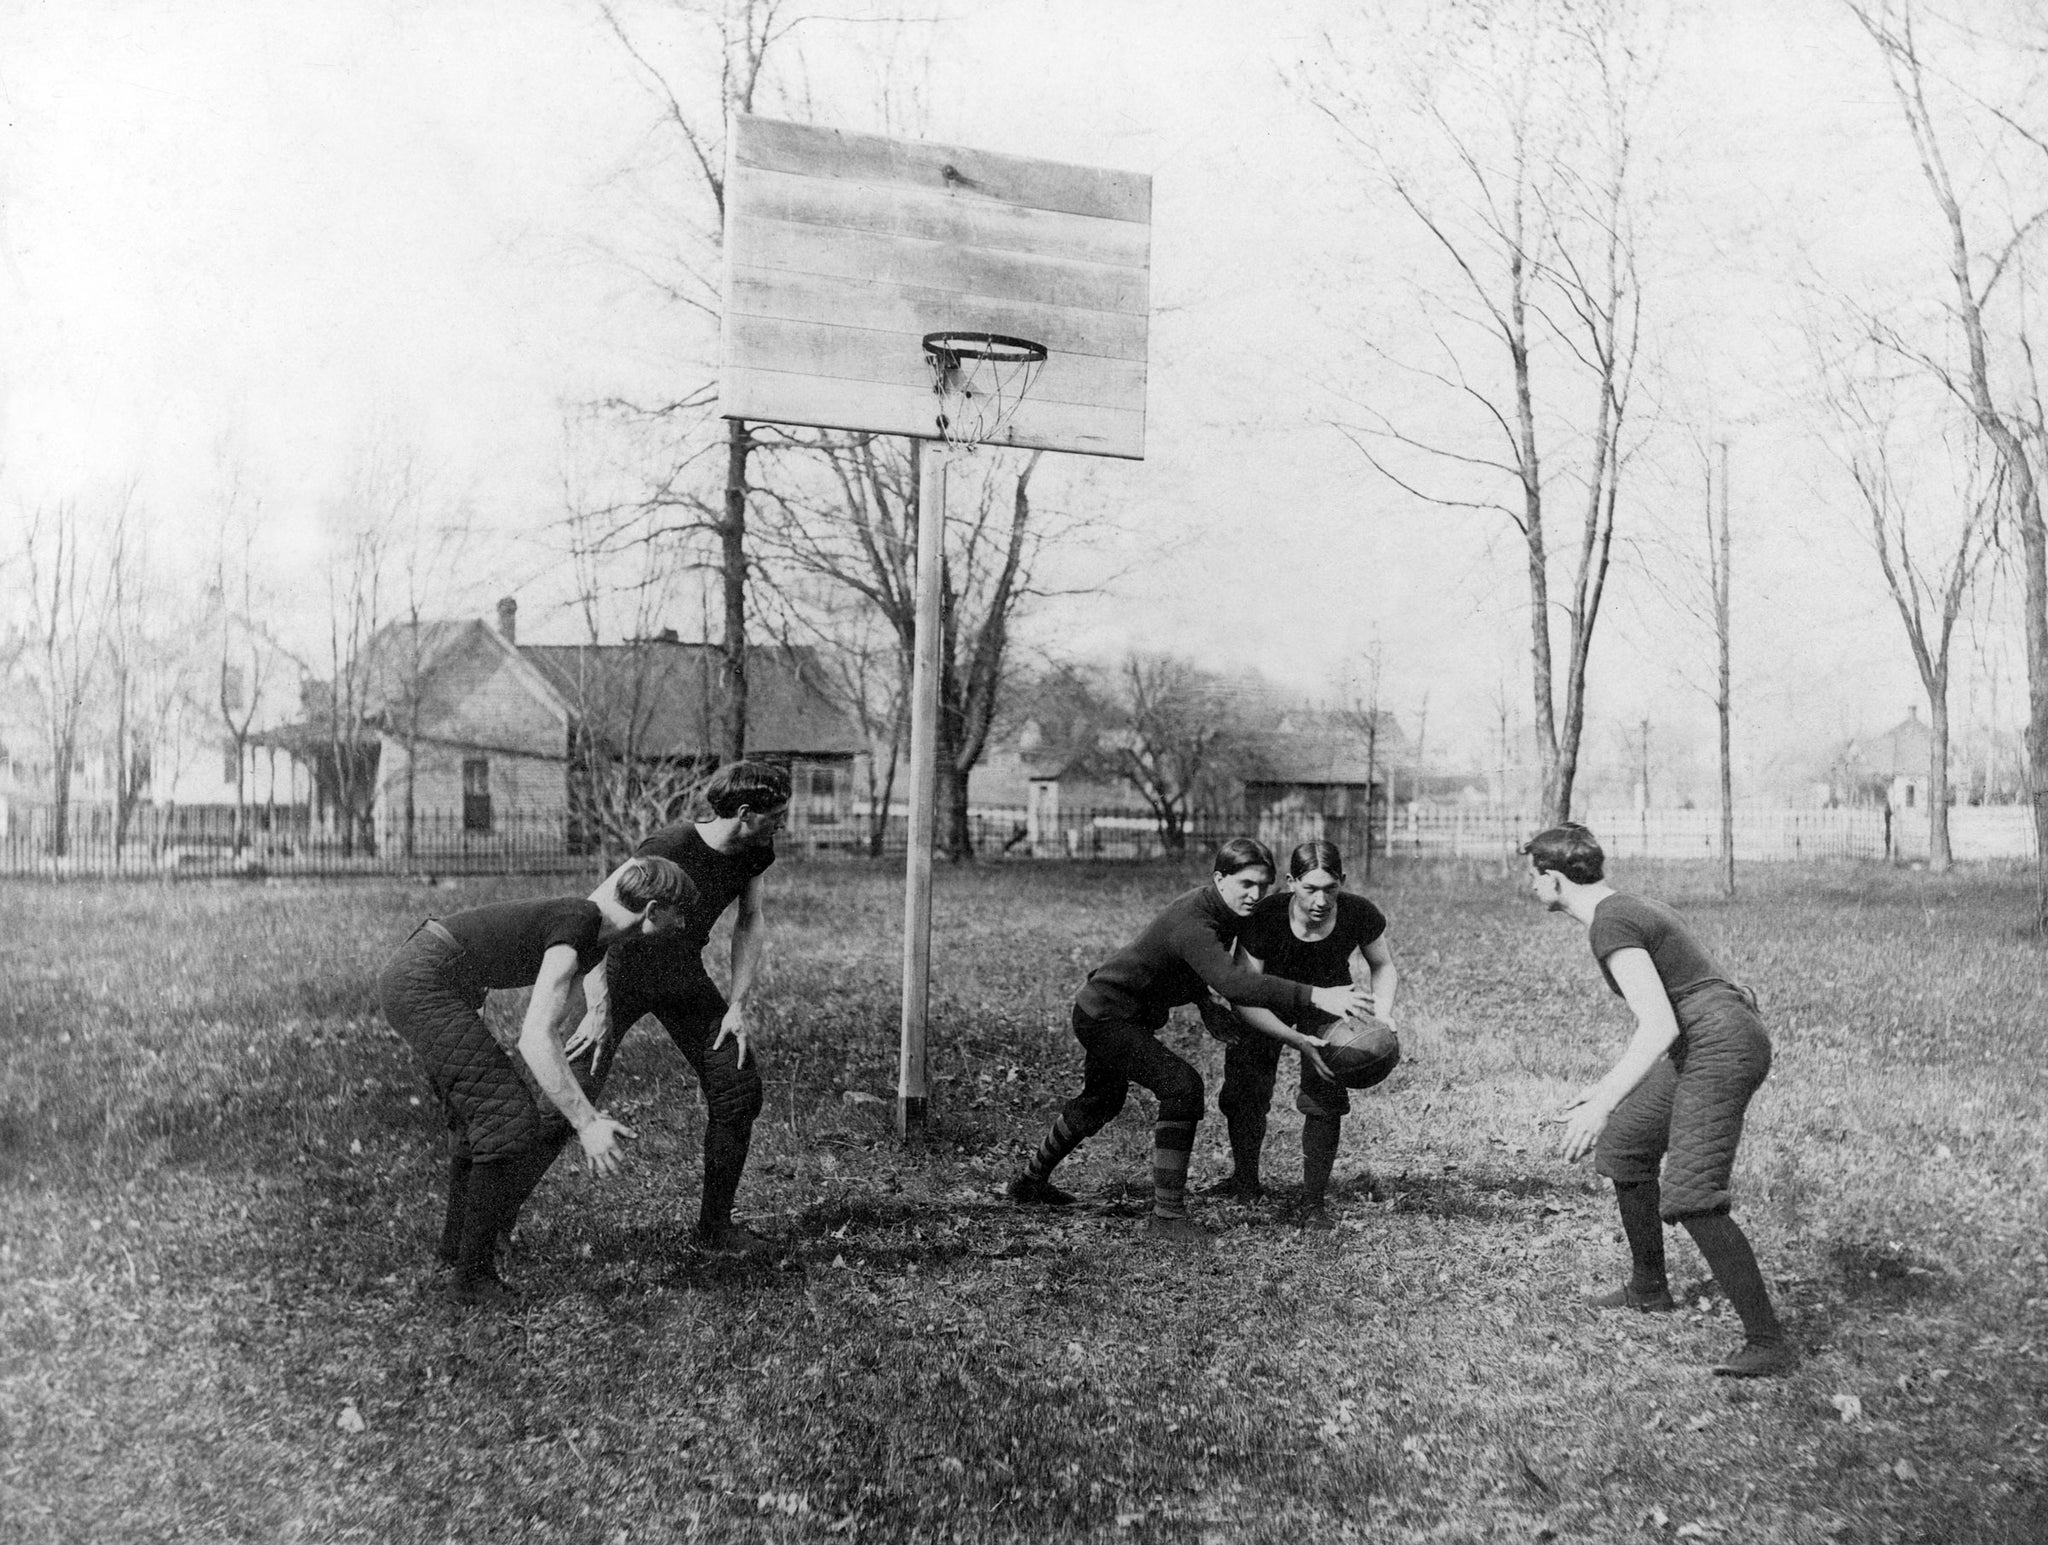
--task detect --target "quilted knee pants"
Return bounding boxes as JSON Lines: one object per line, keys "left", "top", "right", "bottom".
{"left": 1594, "top": 981, "right": 1771, "bottom": 1220}
{"left": 379, "top": 925, "right": 587, "bottom": 1163}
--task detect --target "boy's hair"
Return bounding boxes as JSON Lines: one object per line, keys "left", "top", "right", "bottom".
{"left": 1212, "top": 836, "right": 1278, "bottom": 879}
{"left": 1520, "top": 823, "right": 1606, "bottom": 884}
{"left": 1288, "top": 839, "right": 1345, "bottom": 882}
{"left": 613, "top": 854, "right": 698, "bottom": 914}
{"left": 700, "top": 759, "right": 792, "bottom": 819}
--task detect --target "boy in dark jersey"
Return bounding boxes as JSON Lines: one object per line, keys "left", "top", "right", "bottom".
{"left": 1007, "top": 837, "right": 1372, "bottom": 1244}
{"left": 377, "top": 855, "right": 693, "bottom": 1306}
{"left": 563, "top": 760, "right": 790, "bottom": 1254}
{"left": 1200, "top": 840, "right": 1399, "bottom": 1222}
{"left": 1524, "top": 823, "right": 1796, "bottom": 1378}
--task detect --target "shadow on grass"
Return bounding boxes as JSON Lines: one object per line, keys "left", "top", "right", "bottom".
{"left": 1826, "top": 1239, "right": 1959, "bottom": 1305}
{"left": 1382, "top": 1169, "right": 1577, "bottom": 1221}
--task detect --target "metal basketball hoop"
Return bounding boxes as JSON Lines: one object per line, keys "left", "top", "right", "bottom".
{"left": 923, "top": 331, "right": 1046, "bottom": 450}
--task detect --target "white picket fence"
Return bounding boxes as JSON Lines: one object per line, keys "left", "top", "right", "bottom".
{"left": 1391, "top": 804, "right": 2038, "bottom": 863}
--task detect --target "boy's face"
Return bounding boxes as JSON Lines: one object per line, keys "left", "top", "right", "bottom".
{"left": 1213, "top": 866, "right": 1273, "bottom": 916}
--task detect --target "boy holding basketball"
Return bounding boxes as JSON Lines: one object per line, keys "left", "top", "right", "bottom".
{"left": 1201, "top": 840, "right": 1399, "bottom": 1222}
{"left": 1524, "top": 823, "right": 1796, "bottom": 1378}
{"left": 1007, "top": 837, "right": 1370, "bottom": 1244}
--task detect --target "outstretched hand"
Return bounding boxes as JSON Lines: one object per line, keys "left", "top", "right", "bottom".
{"left": 1557, "top": 1088, "right": 1610, "bottom": 1164}
{"left": 1308, "top": 983, "right": 1371, "bottom": 1020}
{"left": 562, "top": 1011, "right": 605, "bottom": 1063}
{"left": 712, "top": 1003, "right": 751, "bottom": 1069}
{"left": 1299, "top": 1037, "right": 1337, "bottom": 1084}
{"left": 577, "top": 1114, "right": 637, "bottom": 1177}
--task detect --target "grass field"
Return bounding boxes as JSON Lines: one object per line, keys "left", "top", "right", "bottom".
{"left": 3, "top": 858, "right": 2045, "bottom": 1543}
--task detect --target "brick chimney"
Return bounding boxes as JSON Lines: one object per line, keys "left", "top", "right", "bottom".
{"left": 495, "top": 596, "right": 517, "bottom": 643}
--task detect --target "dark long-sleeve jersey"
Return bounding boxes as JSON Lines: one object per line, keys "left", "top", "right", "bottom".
{"left": 1073, "top": 884, "right": 1316, "bottom": 1030}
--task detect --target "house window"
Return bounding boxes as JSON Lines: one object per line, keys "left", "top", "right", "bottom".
{"left": 463, "top": 757, "right": 493, "bottom": 833}
{"left": 1904, "top": 783, "right": 1917, "bottom": 809}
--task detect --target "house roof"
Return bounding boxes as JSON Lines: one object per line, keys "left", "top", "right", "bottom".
{"left": 258, "top": 620, "right": 862, "bottom": 760}
{"left": 519, "top": 640, "right": 863, "bottom": 757}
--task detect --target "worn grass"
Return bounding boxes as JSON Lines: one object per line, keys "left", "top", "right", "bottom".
{"left": 2, "top": 860, "right": 2045, "bottom": 1543}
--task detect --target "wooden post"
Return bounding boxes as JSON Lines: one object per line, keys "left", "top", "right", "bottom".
{"left": 898, "top": 440, "right": 946, "bottom": 1137}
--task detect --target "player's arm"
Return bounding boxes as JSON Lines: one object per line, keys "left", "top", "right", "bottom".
{"left": 562, "top": 857, "right": 641, "bottom": 1061}
{"left": 1227, "top": 949, "right": 1339, "bottom": 1082}
{"left": 1558, "top": 947, "right": 1681, "bottom": 1163}
{"left": 1182, "top": 917, "right": 1367, "bottom": 1021}
{"left": 713, "top": 874, "right": 768, "bottom": 1068}
{"left": 1359, "top": 937, "right": 1398, "bottom": 1025}
{"left": 561, "top": 954, "right": 610, "bottom": 1062}
{"left": 517, "top": 945, "right": 635, "bottom": 1175}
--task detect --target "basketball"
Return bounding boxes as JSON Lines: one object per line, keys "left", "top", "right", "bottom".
{"left": 1320, "top": 1015, "right": 1400, "bottom": 1089}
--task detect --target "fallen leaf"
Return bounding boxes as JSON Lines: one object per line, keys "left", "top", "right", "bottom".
{"left": 1645, "top": 1506, "right": 1671, "bottom": 1530}
{"left": 1686, "top": 1412, "right": 1716, "bottom": 1432}
{"left": 1830, "top": 1393, "right": 1864, "bottom": 1424}
{"left": 336, "top": 1402, "right": 365, "bottom": 1434}
{"left": 1894, "top": 1457, "right": 1918, "bottom": 1483}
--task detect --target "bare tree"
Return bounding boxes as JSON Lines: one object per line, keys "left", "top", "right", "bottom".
{"left": 1300, "top": 0, "right": 1654, "bottom": 825}
{"left": 1823, "top": 353, "right": 1998, "bottom": 871}
{"left": 759, "top": 437, "right": 1052, "bottom": 859}
{"left": 20, "top": 501, "right": 107, "bottom": 858}
{"left": 1849, "top": 0, "right": 2048, "bottom": 911}
{"left": 207, "top": 465, "right": 296, "bottom": 857}
{"left": 592, "top": 0, "right": 840, "bottom": 763}
{"left": 1106, "top": 653, "right": 1242, "bottom": 855}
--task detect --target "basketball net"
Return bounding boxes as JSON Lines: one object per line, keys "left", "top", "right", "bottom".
{"left": 923, "top": 332, "right": 1045, "bottom": 452}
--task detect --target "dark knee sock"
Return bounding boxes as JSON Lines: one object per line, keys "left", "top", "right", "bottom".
{"left": 1614, "top": 1179, "right": 1668, "bottom": 1291}
{"left": 1682, "top": 1212, "right": 1784, "bottom": 1345}
{"left": 1151, "top": 1119, "right": 1197, "bottom": 1219}
{"left": 454, "top": 1160, "right": 524, "bottom": 1287}
{"left": 1225, "top": 1108, "right": 1267, "bottom": 1185}
{"left": 1025, "top": 1114, "right": 1086, "bottom": 1181}
{"left": 699, "top": 1121, "right": 753, "bottom": 1235}
{"left": 438, "top": 1150, "right": 473, "bottom": 1262}
{"left": 1301, "top": 1115, "right": 1342, "bottom": 1203}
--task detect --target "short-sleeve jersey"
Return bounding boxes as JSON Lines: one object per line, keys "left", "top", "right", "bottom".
{"left": 633, "top": 822, "right": 776, "bottom": 952}
{"left": 1586, "top": 892, "right": 1723, "bottom": 998}
{"left": 440, "top": 898, "right": 606, "bottom": 988}
{"left": 1241, "top": 891, "right": 1386, "bottom": 991}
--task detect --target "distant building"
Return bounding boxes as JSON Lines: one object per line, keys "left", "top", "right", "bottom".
{"left": 1821, "top": 706, "right": 1942, "bottom": 813}
{"left": 254, "top": 598, "right": 864, "bottom": 852}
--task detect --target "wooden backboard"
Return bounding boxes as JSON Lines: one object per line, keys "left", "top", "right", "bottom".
{"left": 719, "top": 115, "right": 1150, "bottom": 460}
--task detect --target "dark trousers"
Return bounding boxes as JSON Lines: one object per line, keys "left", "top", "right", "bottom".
{"left": 595, "top": 943, "right": 766, "bottom": 1232}
{"left": 1058, "top": 1007, "right": 1206, "bottom": 1136}
{"left": 378, "top": 927, "right": 593, "bottom": 1163}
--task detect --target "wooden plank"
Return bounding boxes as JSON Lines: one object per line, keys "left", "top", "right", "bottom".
{"left": 736, "top": 165, "right": 1152, "bottom": 271}
{"left": 724, "top": 269, "right": 1149, "bottom": 364}
{"left": 722, "top": 314, "right": 1148, "bottom": 408}
{"left": 720, "top": 364, "right": 1146, "bottom": 460}
{"left": 733, "top": 114, "right": 1150, "bottom": 226}
{"left": 727, "top": 212, "right": 1149, "bottom": 319}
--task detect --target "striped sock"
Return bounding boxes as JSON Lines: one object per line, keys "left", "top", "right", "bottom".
{"left": 1025, "top": 1115, "right": 1084, "bottom": 1182}
{"left": 1151, "top": 1119, "right": 1198, "bottom": 1218}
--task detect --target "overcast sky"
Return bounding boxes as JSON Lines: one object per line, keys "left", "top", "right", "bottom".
{"left": 6, "top": 0, "right": 2040, "bottom": 797}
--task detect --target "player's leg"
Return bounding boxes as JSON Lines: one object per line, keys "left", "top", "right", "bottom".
{"left": 1205, "top": 1030, "right": 1281, "bottom": 1198}
{"left": 1590, "top": 1057, "right": 1678, "bottom": 1311}
{"left": 654, "top": 980, "right": 768, "bottom": 1252}
{"left": 1662, "top": 1005, "right": 1789, "bottom": 1375}
{"left": 1111, "top": 1028, "right": 1208, "bottom": 1243}
{"left": 1294, "top": 1053, "right": 1353, "bottom": 1217}
{"left": 1011, "top": 1008, "right": 1131, "bottom": 1204}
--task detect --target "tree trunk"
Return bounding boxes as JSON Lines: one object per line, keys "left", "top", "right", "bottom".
{"left": 721, "top": 419, "right": 751, "bottom": 762}
{"left": 1928, "top": 683, "right": 1953, "bottom": 872}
